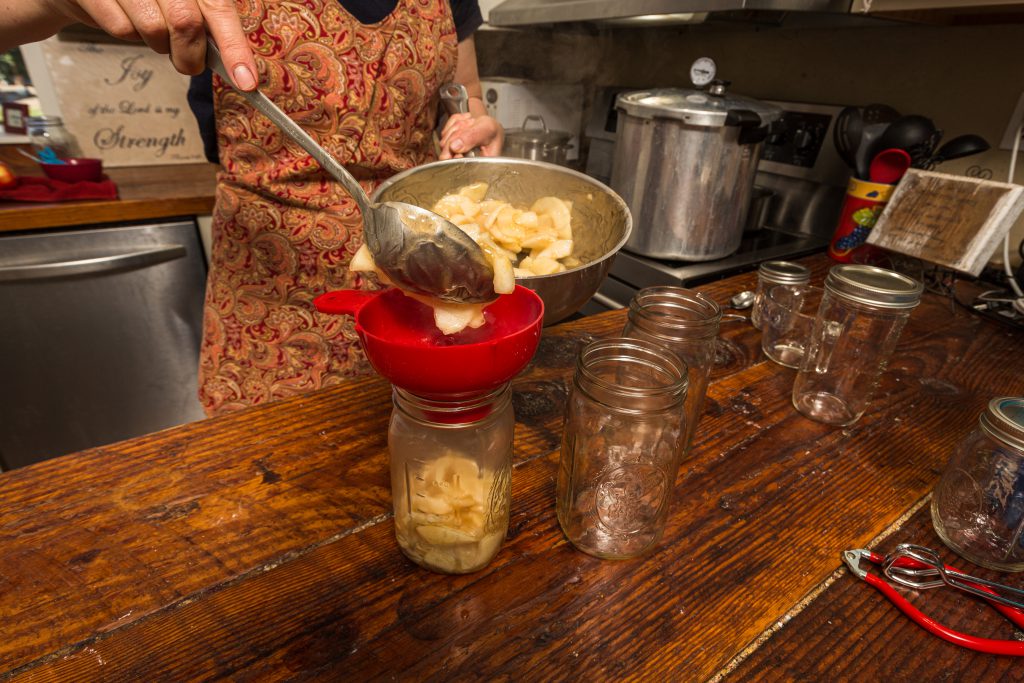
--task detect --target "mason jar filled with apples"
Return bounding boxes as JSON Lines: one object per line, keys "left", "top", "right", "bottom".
{"left": 388, "top": 384, "right": 514, "bottom": 574}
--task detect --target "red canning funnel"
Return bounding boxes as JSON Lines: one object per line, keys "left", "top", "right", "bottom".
{"left": 314, "top": 286, "right": 544, "bottom": 396}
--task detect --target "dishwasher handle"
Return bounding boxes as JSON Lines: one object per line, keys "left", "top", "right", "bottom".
{"left": 0, "top": 244, "right": 187, "bottom": 282}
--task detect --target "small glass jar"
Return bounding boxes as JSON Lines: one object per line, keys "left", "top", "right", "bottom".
{"left": 26, "top": 115, "right": 82, "bottom": 160}
{"left": 622, "top": 286, "right": 721, "bottom": 457}
{"left": 750, "top": 260, "right": 811, "bottom": 329}
{"left": 792, "top": 264, "right": 923, "bottom": 427}
{"left": 761, "top": 284, "right": 825, "bottom": 369}
{"left": 556, "top": 337, "right": 688, "bottom": 559}
{"left": 388, "top": 385, "right": 513, "bottom": 574}
{"left": 932, "top": 397, "right": 1024, "bottom": 572}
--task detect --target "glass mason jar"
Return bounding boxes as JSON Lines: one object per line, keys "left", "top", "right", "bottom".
{"left": 750, "top": 260, "right": 812, "bottom": 329}
{"left": 388, "top": 385, "right": 513, "bottom": 574}
{"left": 792, "top": 264, "right": 923, "bottom": 427}
{"left": 932, "top": 397, "right": 1024, "bottom": 572}
{"left": 26, "top": 115, "right": 82, "bottom": 160}
{"left": 761, "top": 284, "right": 825, "bottom": 369}
{"left": 556, "top": 337, "right": 688, "bottom": 560}
{"left": 622, "top": 286, "right": 720, "bottom": 458}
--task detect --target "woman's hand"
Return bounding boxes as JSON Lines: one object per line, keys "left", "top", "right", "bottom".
{"left": 439, "top": 112, "right": 504, "bottom": 159}
{"left": 3, "top": 0, "right": 258, "bottom": 90}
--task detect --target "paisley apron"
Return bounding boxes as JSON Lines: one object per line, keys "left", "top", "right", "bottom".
{"left": 200, "top": 0, "right": 458, "bottom": 416}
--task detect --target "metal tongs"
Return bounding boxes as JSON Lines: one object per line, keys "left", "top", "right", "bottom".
{"left": 843, "top": 544, "right": 1024, "bottom": 656}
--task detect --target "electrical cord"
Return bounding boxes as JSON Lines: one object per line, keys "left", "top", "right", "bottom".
{"left": 1002, "top": 121, "right": 1024, "bottom": 314}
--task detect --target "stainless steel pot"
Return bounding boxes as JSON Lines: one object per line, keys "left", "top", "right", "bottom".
{"left": 373, "top": 157, "right": 631, "bottom": 325}
{"left": 611, "top": 85, "right": 782, "bottom": 261}
{"left": 502, "top": 115, "right": 573, "bottom": 166}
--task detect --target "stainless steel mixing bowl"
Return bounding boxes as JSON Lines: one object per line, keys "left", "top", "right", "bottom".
{"left": 372, "top": 157, "right": 632, "bottom": 325}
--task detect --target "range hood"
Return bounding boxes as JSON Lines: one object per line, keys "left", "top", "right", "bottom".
{"left": 487, "top": 0, "right": 853, "bottom": 27}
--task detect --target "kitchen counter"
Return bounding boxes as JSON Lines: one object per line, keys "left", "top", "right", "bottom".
{"left": 0, "top": 144, "right": 217, "bottom": 232}
{"left": 2, "top": 253, "right": 1022, "bottom": 680}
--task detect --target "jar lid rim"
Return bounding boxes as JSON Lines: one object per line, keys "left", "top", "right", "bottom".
{"left": 759, "top": 260, "right": 811, "bottom": 281}
{"left": 980, "top": 396, "right": 1024, "bottom": 450}
{"left": 825, "top": 264, "right": 924, "bottom": 309}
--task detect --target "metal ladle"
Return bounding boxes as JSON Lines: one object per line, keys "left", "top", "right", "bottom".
{"left": 730, "top": 290, "right": 755, "bottom": 310}
{"left": 205, "top": 41, "right": 496, "bottom": 304}
{"left": 439, "top": 83, "right": 479, "bottom": 158}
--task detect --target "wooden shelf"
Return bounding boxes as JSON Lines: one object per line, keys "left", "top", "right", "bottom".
{"left": 0, "top": 144, "right": 217, "bottom": 232}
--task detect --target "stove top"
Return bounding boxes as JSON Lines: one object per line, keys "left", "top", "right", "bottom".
{"left": 616, "top": 228, "right": 829, "bottom": 290}
{"left": 588, "top": 228, "right": 829, "bottom": 314}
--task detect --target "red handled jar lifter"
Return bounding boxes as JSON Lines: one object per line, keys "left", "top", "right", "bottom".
{"left": 843, "top": 543, "right": 1024, "bottom": 656}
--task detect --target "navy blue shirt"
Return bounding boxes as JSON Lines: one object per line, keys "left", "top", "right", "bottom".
{"left": 188, "top": 0, "right": 484, "bottom": 163}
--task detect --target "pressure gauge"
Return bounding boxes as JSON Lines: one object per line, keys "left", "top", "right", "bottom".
{"left": 690, "top": 57, "right": 717, "bottom": 88}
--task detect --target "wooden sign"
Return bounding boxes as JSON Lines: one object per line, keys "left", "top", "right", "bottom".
{"left": 37, "top": 38, "right": 205, "bottom": 167}
{"left": 866, "top": 168, "right": 1024, "bottom": 276}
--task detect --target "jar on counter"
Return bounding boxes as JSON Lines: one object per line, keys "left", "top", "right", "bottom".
{"left": 388, "top": 385, "right": 513, "bottom": 574}
{"left": 556, "top": 337, "right": 688, "bottom": 560}
{"left": 750, "top": 260, "right": 811, "bottom": 329}
{"left": 621, "top": 286, "right": 721, "bottom": 458}
{"left": 792, "top": 264, "right": 923, "bottom": 427}
{"left": 932, "top": 397, "right": 1024, "bottom": 572}
{"left": 26, "top": 115, "right": 82, "bottom": 160}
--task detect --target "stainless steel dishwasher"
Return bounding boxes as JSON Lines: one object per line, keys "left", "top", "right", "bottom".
{"left": 0, "top": 220, "right": 208, "bottom": 470}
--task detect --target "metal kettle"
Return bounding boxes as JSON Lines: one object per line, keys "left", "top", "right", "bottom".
{"left": 610, "top": 59, "right": 781, "bottom": 262}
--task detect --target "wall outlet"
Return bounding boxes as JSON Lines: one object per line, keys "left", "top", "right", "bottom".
{"left": 1000, "top": 91, "right": 1024, "bottom": 151}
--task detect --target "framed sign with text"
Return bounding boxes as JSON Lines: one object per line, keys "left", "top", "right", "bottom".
{"left": 38, "top": 38, "right": 206, "bottom": 167}
{"left": 867, "top": 168, "right": 1024, "bottom": 276}
{"left": 2, "top": 101, "right": 30, "bottom": 134}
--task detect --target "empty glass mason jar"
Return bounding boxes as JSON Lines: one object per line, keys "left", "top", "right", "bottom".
{"left": 750, "top": 260, "right": 811, "bottom": 329}
{"left": 26, "top": 115, "right": 82, "bottom": 160}
{"left": 622, "top": 287, "right": 721, "bottom": 457}
{"left": 792, "top": 264, "right": 923, "bottom": 427}
{"left": 761, "top": 284, "right": 825, "bottom": 368}
{"left": 556, "top": 337, "right": 688, "bottom": 559}
{"left": 932, "top": 397, "right": 1024, "bottom": 572}
{"left": 388, "top": 385, "right": 513, "bottom": 574}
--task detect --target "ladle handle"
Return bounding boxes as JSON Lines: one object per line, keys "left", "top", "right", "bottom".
{"left": 205, "top": 39, "right": 371, "bottom": 216}
{"left": 314, "top": 289, "right": 376, "bottom": 316}
{"left": 440, "top": 82, "right": 479, "bottom": 158}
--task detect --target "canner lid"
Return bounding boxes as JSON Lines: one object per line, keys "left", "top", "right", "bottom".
{"left": 615, "top": 88, "right": 782, "bottom": 128}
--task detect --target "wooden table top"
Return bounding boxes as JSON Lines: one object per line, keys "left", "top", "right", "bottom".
{"left": 2, "top": 253, "right": 1022, "bottom": 681}
{"left": 0, "top": 144, "right": 217, "bottom": 232}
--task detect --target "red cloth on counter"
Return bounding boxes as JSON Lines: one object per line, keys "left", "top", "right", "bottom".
{"left": 0, "top": 176, "right": 119, "bottom": 202}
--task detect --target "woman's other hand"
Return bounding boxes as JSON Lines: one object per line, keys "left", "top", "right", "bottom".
{"left": 439, "top": 112, "right": 504, "bottom": 159}
{"left": 439, "top": 35, "right": 503, "bottom": 159}
{"left": 3, "top": 0, "right": 258, "bottom": 91}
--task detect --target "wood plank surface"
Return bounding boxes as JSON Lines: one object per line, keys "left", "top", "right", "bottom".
{"left": 729, "top": 504, "right": 1024, "bottom": 681}
{"left": 0, "top": 144, "right": 217, "bottom": 232}
{"left": 1, "top": 254, "right": 1021, "bottom": 681}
